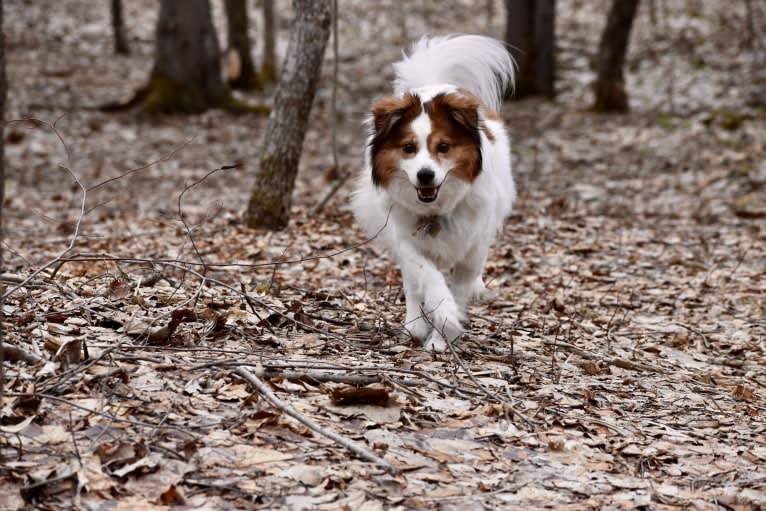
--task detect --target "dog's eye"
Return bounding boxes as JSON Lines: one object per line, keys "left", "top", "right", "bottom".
{"left": 403, "top": 143, "right": 416, "bottom": 154}
{"left": 437, "top": 143, "right": 450, "bottom": 153}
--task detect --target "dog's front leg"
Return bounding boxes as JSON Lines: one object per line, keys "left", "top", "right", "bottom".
{"left": 395, "top": 243, "right": 464, "bottom": 352}
{"left": 403, "top": 284, "right": 431, "bottom": 341}
{"left": 450, "top": 244, "right": 494, "bottom": 309}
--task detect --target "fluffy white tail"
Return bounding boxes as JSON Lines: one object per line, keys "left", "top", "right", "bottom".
{"left": 392, "top": 34, "right": 515, "bottom": 113}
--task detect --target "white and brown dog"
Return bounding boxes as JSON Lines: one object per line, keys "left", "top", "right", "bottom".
{"left": 352, "top": 35, "right": 516, "bottom": 351}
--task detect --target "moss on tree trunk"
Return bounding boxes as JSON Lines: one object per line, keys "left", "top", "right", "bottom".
{"left": 134, "top": 75, "right": 219, "bottom": 114}
{"left": 258, "top": 60, "right": 279, "bottom": 87}
{"left": 246, "top": 154, "right": 293, "bottom": 230}
{"left": 102, "top": 0, "right": 269, "bottom": 116}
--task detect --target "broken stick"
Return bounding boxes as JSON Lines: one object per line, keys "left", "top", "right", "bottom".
{"left": 234, "top": 367, "right": 400, "bottom": 475}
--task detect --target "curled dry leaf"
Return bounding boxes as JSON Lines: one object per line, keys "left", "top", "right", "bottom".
{"left": 329, "top": 384, "right": 391, "bottom": 406}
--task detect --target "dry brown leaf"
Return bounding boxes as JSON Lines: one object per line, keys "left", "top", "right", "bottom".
{"left": 329, "top": 384, "right": 390, "bottom": 406}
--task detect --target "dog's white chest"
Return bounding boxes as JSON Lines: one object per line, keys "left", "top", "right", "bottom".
{"left": 406, "top": 210, "right": 480, "bottom": 270}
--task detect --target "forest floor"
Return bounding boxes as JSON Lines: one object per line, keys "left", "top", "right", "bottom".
{"left": 2, "top": 0, "right": 766, "bottom": 510}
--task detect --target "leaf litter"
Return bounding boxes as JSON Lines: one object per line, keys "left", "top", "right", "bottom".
{"left": 2, "top": 0, "right": 766, "bottom": 509}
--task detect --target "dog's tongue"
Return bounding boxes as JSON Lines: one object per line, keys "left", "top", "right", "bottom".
{"left": 417, "top": 187, "right": 438, "bottom": 202}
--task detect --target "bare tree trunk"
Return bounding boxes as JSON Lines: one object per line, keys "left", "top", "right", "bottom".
{"left": 593, "top": 0, "right": 641, "bottom": 112}
{"left": 505, "top": 0, "right": 556, "bottom": 98}
{"left": 132, "top": 0, "right": 228, "bottom": 113}
{"left": 260, "top": 0, "right": 278, "bottom": 84}
{"left": 505, "top": 0, "right": 533, "bottom": 94}
{"left": 533, "top": 0, "right": 556, "bottom": 98}
{"left": 111, "top": 0, "right": 130, "bottom": 55}
{"left": 0, "top": 0, "right": 6, "bottom": 397}
{"left": 224, "top": 0, "right": 259, "bottom": 90}
{"left": 246, "top": 0, "right": 332, "bottom": 230}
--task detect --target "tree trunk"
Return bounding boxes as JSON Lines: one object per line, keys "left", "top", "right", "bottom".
{"left": 592, "top": 0, "right": 641, "bottom": 112}
{"left": 505, "top": 0, "right": 556, "bottom": 98}
{"left": 0, "top": 0, "right": 6, "bottom": 396}
{"left": 533, "top": 0, "right": 556, "bottom": 98}
{"left": 224, "top": 0, "right": 259, "bottom": 90}
{"left": 246, "top": 0, "right": 331, "bottom": 230}
{"left": 111, "top": 0, "right": 130, "bottom": 55}
{"left": 260, "top": 0, "right": 278, "bottom": 84}
{"left": 505, "top": 0, "right": 533, "bottom": 95}
{"left": 138, "top": 0, "right": 228, "bottom": 114}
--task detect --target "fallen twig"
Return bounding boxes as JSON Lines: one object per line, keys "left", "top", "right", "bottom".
{"left": 234, "top": 367, "right": 400, "bottom": 475}
{"left": 312, "top": 170, "right": 350, "bottom": 214}
{"left": 420, "top": 306, "right": 537, "bottom": 429}
{"left": 2, "top": 119, "right": 88, "bottom": 300}
{"left": 5, "top": 392, "right": 199, "bottom": 436}
{"left": 543, "top": 339, "right": 668, "bottom": 374}
{"left": 266, "top": 369, "right": 384, "bottom": 386}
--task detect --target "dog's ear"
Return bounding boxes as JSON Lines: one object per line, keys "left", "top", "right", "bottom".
{"left": 441, "top": 94, "right": 480, "bottom": 134}
{"left": 369, "top": 95, "right": 421, "bottom": 187}
{"left": 371, "top": 94, "right": 419, "bottom": 138}
{"left": 429, "top": 93, "right": 483, "bottom": 182}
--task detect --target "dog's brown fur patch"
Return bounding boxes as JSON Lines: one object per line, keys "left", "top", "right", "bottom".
{"left": 425, "top": 93, "right": 483, "bottom": 183}
{"left": 369, "top": 94, "right": 422, "bottom": 187}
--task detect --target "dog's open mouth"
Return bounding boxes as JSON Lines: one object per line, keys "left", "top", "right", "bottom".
{"left": 416, "top": 186, "right": 440, "bottom": 203}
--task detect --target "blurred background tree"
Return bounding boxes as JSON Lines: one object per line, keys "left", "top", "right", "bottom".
{"left": 260, "top": 0, "right": 279, "bottom": 85}
{"left": 110, "top": 0, "right": 129, "bottom": 55}
{"left": 120, "top": 0, "right": 228, "bottom": 114}
{"left": 593, "top": 0, "right": 641, "bottom": 112}
{"left": 224, "top": 0, "right": 260, "bottom": 91}
{"left": 504, "top": 0, "right": 556, "bottom": 98}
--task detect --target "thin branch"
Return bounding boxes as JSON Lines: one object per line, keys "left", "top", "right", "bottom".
{"left": 312, "top": 0, "right": 347, "bottom": 216}
{"left": 2, "top": 163, "right": 86, "bottom": 300}
{"left": 542, "top": 339, "right": 668, "bottom": 374}
{"left": 234, "top": 367, "right": 400, "bottom": 475}
{"left": 416, "top": 304, "right": 537, "bottom": 429}
{"left": 312, "top": 170, "right": 350, "bottom": 214}
{"left": 330, "top": 0, "right": 339, "bottom": 172}
{"left": 177, "top": 164, "right": 239, "bottom": 272}
{"left": 55, "top": 206, "right": 392, "bottom": 272}
{"left": 87, "top": 137, "right": 195, "bottom": 192}
{"left": 443, "top": 328, "right": 537, "bottom": 429}
{"left": 0, "top": 119, "right": 192, "bottom": 300}
{"left": 5, "top": 392, "right": 200, "bottom": 436}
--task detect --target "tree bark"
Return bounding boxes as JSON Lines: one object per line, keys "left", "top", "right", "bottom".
{"left": 224, "top": 0, "right": 259, "bottom": 90}
{"left": 260, "top": 0, "right": 278, "bottom": 84}
{"left": 592, "top": 0, "right": 641, "bottom": 112}
{"left": 0, "top": 0, "right": 6, "bottom": 396}
{"left": 246, "top": 0, "right": 332, "bottom": 230}
{"left": 532, "top": 0, "right": 556, "bottom": 98}
{"left": 111, "top": 0, "right": 130, "bottom": 55}
{"left": 137, "top": 0, "right": 228, "bottom": 114}
{"left": 505, "top": 0, "right": 556, "bottom": 98}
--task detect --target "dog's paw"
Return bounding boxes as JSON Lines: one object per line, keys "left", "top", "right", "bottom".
{"left": 470, "top": 280, "right": 497, "bottom": 303}
{"left": 423, "top": 330, "right": 447, "bottom": 352}
{"left": 404, "top": 313, "right": 431, "bottom": 340}
{"left": 427, "top": 296, "right": 464, "bottom": 341}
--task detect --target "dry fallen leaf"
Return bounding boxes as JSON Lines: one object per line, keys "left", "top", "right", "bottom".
{"left": 329, "top": 384, "right": 390, "bottom": 406}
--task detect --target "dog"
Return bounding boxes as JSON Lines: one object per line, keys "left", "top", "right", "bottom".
{"left": 351, "top": 35, "right": 516, "bottom": 352}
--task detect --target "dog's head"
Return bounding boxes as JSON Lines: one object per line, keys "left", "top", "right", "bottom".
{"left": 368, "top": 88, "right": 483, "bottom": 215}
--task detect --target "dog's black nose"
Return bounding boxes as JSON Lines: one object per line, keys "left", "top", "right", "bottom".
{"left": 417, "top": 168, "right": 435, "bottom": 185}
